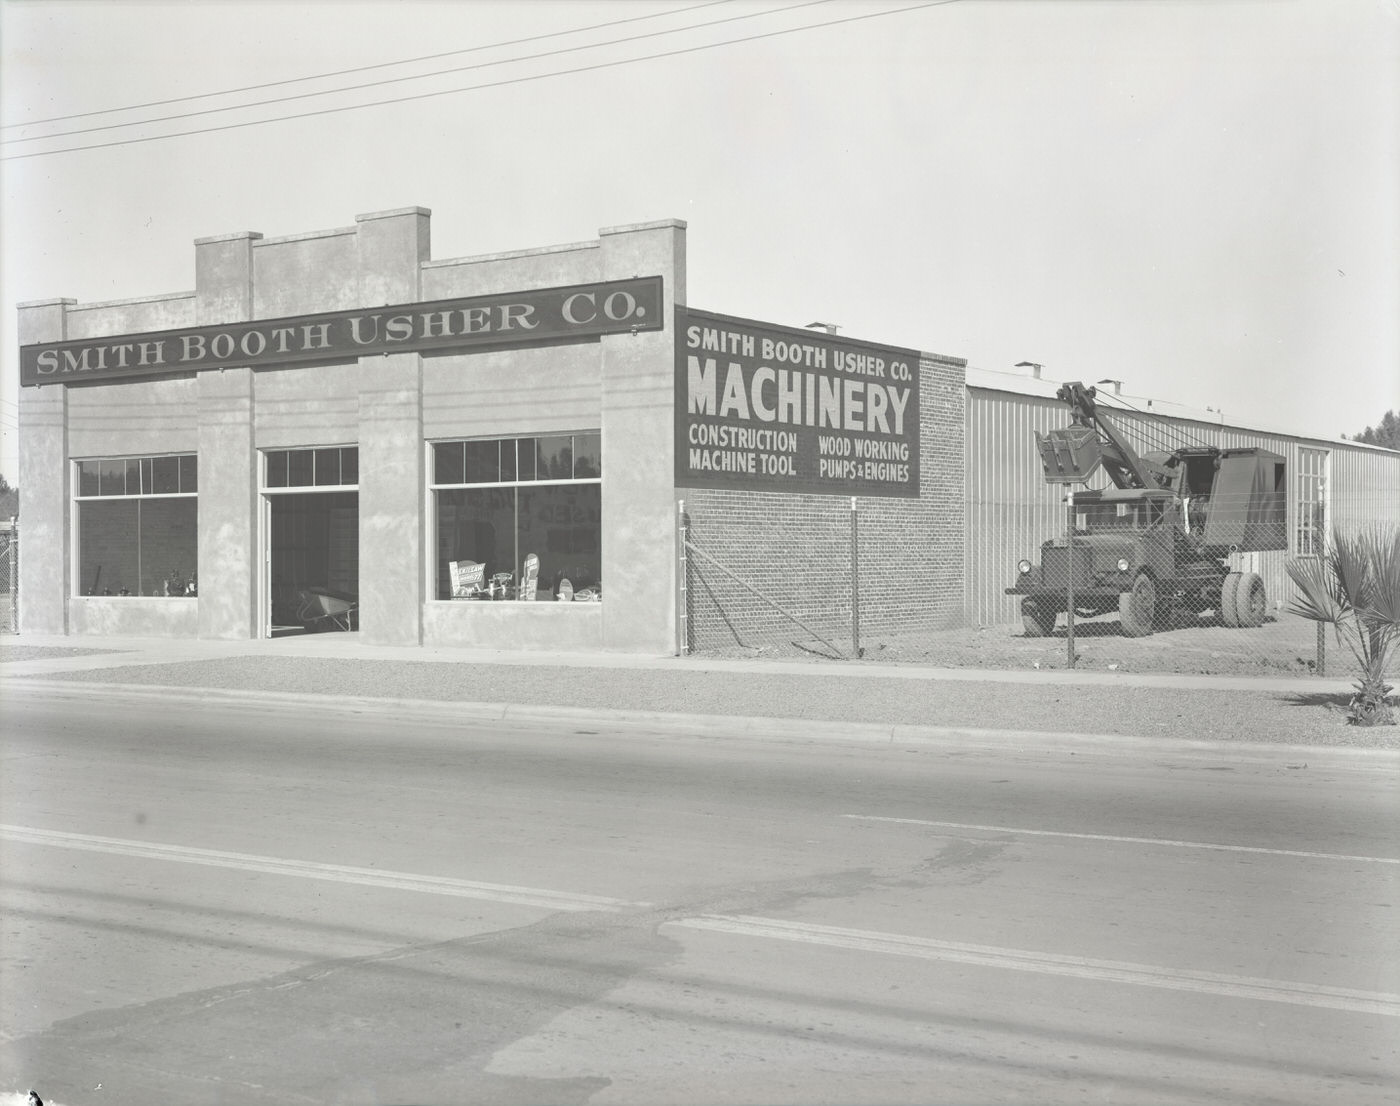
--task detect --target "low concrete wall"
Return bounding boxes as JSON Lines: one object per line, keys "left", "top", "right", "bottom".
{"left": 422, "top": 600, "right": 603, "bottom": 650}
{"left": 69, "top": 597, "right": 199, "bottom": 636}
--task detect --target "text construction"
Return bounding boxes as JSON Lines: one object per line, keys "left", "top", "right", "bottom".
{"left": 20, "top": 277, "right": 663, "bottom": 387}
{"left": 675, "top": 307, "right": 920, "bottom": 498}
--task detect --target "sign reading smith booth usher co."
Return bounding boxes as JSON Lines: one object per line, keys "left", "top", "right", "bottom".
{"left": 19, "top": 277, "right": 663, "bottom": 386}
{"left": 676, "top": 307, "right": 920, "bottom": 498}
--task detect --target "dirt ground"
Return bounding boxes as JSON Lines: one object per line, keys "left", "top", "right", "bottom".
{"left": 718, "top": 609, "right": 1350, "bottom": 680}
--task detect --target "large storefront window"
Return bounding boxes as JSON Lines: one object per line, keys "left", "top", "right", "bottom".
{"left": 432, "top": 433, "right": 601, "bottom": 601}
{"left": 75, "top": 455, "right": 198, "bottom": 596}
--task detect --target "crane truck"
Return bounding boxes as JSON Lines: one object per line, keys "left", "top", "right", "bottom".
{"left": 1006, "top": 382, "right": 1287, "bottom": 637}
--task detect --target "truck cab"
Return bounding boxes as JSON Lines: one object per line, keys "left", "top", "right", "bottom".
{"left": 1007, "top": 488, "right": 1179, "bottom": 636}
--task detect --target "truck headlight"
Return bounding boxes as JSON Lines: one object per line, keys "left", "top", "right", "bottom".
{"left": 1117, "top": 557, "right": 1130, "bottom": 572}
{"left": 1018, "top": 559, "right": 1032, "bottom": 575}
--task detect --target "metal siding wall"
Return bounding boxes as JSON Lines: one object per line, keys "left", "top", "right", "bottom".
{"left": 1331, "top": 445, "right": 1400, "bottom": 530}
{"left": 964, "top": 387, "right": 1400, "bottom": 628}
{"left": 964, "top": 390, "right": 1066, "bottom": 626}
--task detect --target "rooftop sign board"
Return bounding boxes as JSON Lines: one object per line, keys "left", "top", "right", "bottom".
{"left": 20, "top": 277, "right": 663, "bottom": 386}
{"left": 675, "top": 307, "right": 921, "bottom": 498}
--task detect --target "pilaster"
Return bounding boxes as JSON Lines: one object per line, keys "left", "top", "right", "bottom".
{"left": 358, "top": 352, "right": 424, "bottom": 645}
{"left": 16, "top": 299, "right": 76, "bottom": 633}
{"left": 197, "top": 367, "right": 257, "bottom": 638}
{"left": 597, "top": 219, "right": 687, "bottom": 653}
{"left": 195, "top": 231, "right": 262, "bottom": 326}
{"left": 356, "top": 207, "right": 431, "bottom": 306}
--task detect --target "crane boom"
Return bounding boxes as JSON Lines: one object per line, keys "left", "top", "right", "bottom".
{"left": 1034, "top": 382, "right": 1168, "bottom": 489}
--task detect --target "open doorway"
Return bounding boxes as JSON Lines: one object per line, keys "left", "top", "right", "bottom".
{"left": 266, "top": 490, "right": 359, "bottom": 635}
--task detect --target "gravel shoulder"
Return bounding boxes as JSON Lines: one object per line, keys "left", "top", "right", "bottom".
{"left": 28, "top": 654, "right": 1397, "bottom": 750}
{"left": 720, "top": 612, "right": 1335, "bottom": 678}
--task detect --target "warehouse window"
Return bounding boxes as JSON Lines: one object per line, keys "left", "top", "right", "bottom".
{"left": 75, "top": 455, "right": 198, "bottom": 597}
{"left": 432, "top": 433, "right": 601, "bottom": 601}
{"left": 1296, "top": 447, "right": 1327, "bottom": 557}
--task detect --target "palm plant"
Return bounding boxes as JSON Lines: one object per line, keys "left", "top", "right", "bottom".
{"left": 1286, "top": 525, "right": 1400, "bottom": 725}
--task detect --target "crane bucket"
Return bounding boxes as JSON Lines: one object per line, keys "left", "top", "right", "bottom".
{"left": 1035, "top": 425, "right": 1103, "bottom": 484}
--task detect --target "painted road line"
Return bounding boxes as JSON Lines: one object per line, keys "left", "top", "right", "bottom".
{"left": 0, "top": 825, "right": 648, "bottom": 913}
{"left": 844, "top": 814, "right": 1400, "bottom": 864}
{"left": 669, "top": 914, "right": 1400, "bottom": 1017}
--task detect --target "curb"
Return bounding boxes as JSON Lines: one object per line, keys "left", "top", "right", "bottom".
{"left": 7, "top": 677, "right": 1398, "bottom": 764}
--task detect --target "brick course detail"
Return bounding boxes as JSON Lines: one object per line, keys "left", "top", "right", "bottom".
{"left": 681, "top": 353, "right": 966, "bottom": 653}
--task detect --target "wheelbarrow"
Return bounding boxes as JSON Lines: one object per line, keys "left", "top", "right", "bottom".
{"left": 296, "top": 588, "right": 358, "bottom": 631}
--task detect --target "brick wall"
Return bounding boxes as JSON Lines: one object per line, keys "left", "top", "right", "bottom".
{"left": 681, "top": 353, "right": 966, "bottom": 653}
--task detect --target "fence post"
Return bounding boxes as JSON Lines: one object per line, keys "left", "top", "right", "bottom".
{"left": 850, "top": 496, "right": 860, "bottom": 660}
{"left": 677, "top": 499, "right": 689, "bottom": 656}
{"left": 1065, "top": 489, "right": 1076, "bottom": 669}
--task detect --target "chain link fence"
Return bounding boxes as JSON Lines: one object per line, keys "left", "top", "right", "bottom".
{"left": 679, "top": 501, "right": 860, "bottom": 660}
{"left": 680, "top": 489, "right": 1397, "bottom": 686}
{"left": 977, "top": 488, "right": 1399, "bottom": 680}
{"left": 0, "top": 520, "right": 16, "bottom": 635}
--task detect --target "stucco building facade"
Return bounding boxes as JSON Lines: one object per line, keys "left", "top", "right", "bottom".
{"left": 19, "top": 208, "right": 688, "bottom": 652}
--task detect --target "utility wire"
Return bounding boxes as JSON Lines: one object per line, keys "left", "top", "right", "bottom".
{"left": 1084, "top": 392, "right": 1179, "bottom": 456}
{"left": 1, "top": 0, "right": 735, "bottom": 131}
{"left": 1, "top": 0, "right": 956, "bottom": 161}
{"left": 4, "top": 0, "right": 831, "bottom": 145}
{"left": 1106, "top": 392, "right": 1215, "bottom": 453}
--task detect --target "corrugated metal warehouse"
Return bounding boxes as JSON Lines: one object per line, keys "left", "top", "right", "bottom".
{"left": 964, "top": 366, "right": 1400, "bottom": 631}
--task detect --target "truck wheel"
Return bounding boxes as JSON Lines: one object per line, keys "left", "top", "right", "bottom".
{"left": 1234, "top": 571, "right": 1267, "bottom": 627}
{"left": 1219, "top": 571, "right": 1242, "bottom": 627}
{"left": 1021, "top": 598, "right": 1056, "bottom": 637}
{"left": 1119, "top": 573, "right": 1157, "bottom": 637}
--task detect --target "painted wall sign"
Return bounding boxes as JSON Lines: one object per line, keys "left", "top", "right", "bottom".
{"left": 675, "top": 307, "right": 921, "bottom": 498}
{"left": 20, "top": 276, "right": 664, "bottom": 386}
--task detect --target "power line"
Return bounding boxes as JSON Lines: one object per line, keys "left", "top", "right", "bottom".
{"left": 4, "top": 0, "right": 820, "bottom": 145}
{"left": 1106, "top": 393, "right": 1215, "bottom": 453}
{"left": 1, "top": 0, "right": 735, "bottom": 131}
{"left": 1, "top": 1, "right": 956, "bottom": 162}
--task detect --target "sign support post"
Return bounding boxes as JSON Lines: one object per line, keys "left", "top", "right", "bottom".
{"left": 1066, "top": 489, "right": 1077, "bottom": 669}
{"left": 850, "top": 496, "right": 861, "bottom": 659}
{"left": 677, "top": 500, "right": 689, "bottom": 656}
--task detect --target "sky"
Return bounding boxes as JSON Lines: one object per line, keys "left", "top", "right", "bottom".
{"left": 1, "top": 0, "right": 1397, "bottom": 481}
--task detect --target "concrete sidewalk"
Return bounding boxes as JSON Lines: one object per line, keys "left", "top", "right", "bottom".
{"left": 0, "top": 631, "right": 1360, "bottom": 693}
{"left": 5, "top": 631, "right": 1392, "bottom": 759}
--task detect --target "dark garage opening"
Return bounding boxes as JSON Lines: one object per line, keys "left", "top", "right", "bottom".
{"left": 268, "top": 491, "right": 359, "bottom": 635}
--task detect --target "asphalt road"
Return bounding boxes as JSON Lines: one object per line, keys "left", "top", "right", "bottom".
{"left": 2, "top": 691, "right": 1397, "bottom": 1105}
